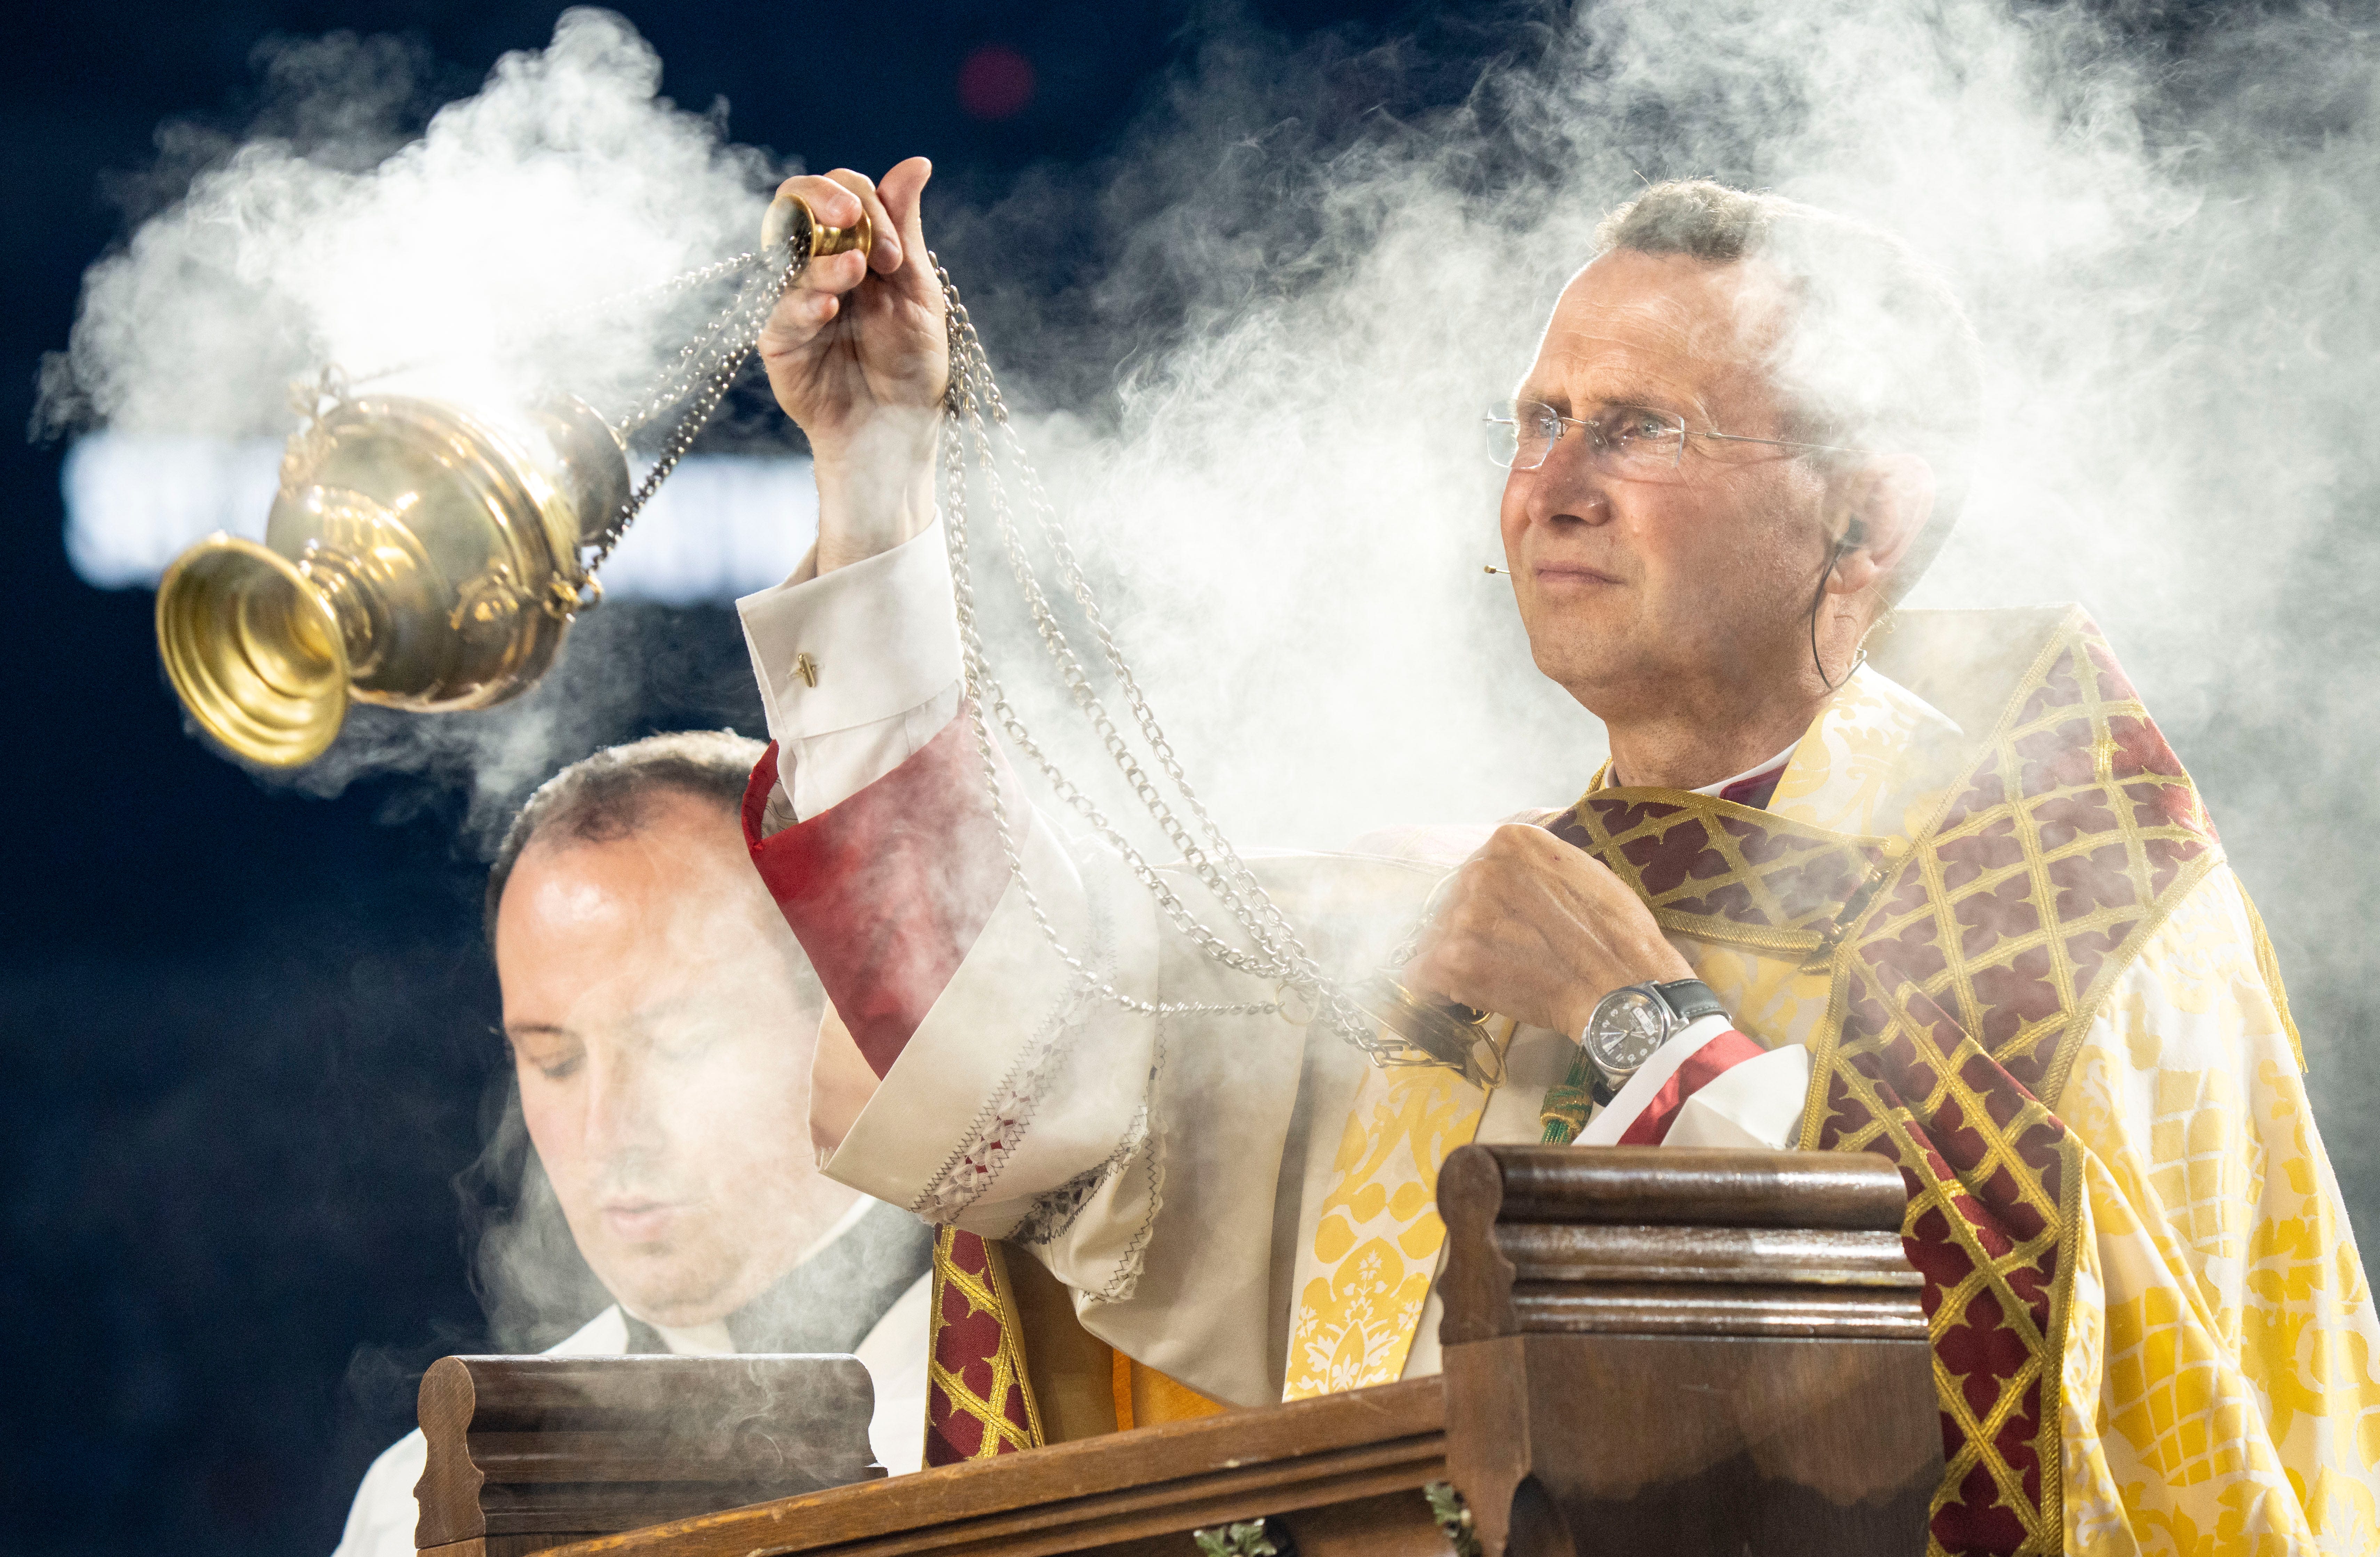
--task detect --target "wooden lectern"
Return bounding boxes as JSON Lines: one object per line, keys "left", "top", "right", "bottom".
{"left": 416, "top": 1146, "right": 1941, "bottom": 1557}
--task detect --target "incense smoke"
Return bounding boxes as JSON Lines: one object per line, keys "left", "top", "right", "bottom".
{"left": 930, "top": 0, "right": 2380, "bottom": 1211}
{"left": 44, "top": 0, "right": 2380, "bottom": 1237}
{"left": 41, "top": 9, "right": 774, "bottom": 441}
{"left": 39, "top": 9, "right": 794, "bottom": 837}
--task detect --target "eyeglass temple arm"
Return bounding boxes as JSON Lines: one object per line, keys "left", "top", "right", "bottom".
{"left": 1691, "top": 430, "right": 1866, "bottom": 455}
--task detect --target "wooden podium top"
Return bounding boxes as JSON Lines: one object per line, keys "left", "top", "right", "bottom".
{"left": 418, "top": 1147, "right": 1939, "bottom": 1557}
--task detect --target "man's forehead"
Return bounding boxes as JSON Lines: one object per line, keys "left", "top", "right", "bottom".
{"left": 1525, "top": 251, "right": 1789, "bottom": 390}
{"left": 497, "top": 826, "right": 782, "bottom": 1026}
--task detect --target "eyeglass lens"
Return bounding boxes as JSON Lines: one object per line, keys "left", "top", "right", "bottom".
{"left": 1487, "top": 402, "right": 1688, "bottom": 475}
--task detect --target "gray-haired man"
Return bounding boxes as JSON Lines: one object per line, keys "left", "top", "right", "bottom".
{"left": 734, "top": 164, "right": 2380, "bottom": 1547}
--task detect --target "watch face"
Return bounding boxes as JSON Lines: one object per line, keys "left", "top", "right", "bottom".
{"left": 1586, "top": 987, "right": 1669, "bottom": 1078}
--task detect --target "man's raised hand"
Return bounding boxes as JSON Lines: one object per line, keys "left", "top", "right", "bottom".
{"left": 1399, "top": 824, "right": 1693, "bottom": 1043}
{"left": 757, "top": 159, "right": 947, "bottom": 574}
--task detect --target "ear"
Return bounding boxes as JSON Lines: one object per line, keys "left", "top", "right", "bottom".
{"left": 1823, "top": 453, "right": 1935, "bottom": 599}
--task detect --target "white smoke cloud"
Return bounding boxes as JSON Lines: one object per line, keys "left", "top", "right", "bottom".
{"left": 913, "top": 0, "right": 2374, "bottom": 865}
{"left": 920, "top": 0, "right": 2380, "bottom": 1209}
{"left": 45, "top": 7, "right": 775, "bottom": 440}
{"left": 44, "top": 2, "right": 2380, "bottom": 1229}
{"left": 966, "top": 0, "right": 2215, "bottom": 849}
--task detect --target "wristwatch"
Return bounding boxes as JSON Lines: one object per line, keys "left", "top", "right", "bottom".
{"left": 1581, "top": 978, "right": 1725, "bottom": 1099}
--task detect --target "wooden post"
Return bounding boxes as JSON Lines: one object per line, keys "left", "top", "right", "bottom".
{"left": 1435, "top": 1144, "right": 1940, "bottom": 1557}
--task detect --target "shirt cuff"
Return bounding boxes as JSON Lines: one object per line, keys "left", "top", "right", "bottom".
{"left": 1577, "top": 1013, "right": 1738, "bottom": 1146}
{"left": 738, "top": 522, "right": 965, "bottom": 821}
{"left": 1659, "top": 1044, "right": 1812, "bottom": 1150}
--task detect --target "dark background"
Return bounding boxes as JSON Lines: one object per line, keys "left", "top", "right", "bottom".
{"left": 0, "top": 5, "right": 1488, "bottom": 1550}
{"left": 0, "top": 2, "right": 2309, "bottom": 1554}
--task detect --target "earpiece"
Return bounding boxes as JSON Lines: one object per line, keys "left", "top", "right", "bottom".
{"left": 1811, "top": 518, "right": 1868, "bottom": 692}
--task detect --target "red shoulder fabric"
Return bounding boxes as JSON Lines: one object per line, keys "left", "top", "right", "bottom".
{"left": 742, "top": 717, "right": 1012, "bottom": 1078}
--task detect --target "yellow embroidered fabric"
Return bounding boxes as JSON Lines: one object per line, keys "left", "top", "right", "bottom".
{"left": 2056, "top": 867, "right": 2380, "bottom": 1554}
{"left": 1282, "top": 1055, "right": 1492, "bottom": 1399}
{"left": 1769, "top": 661, "right": 1969, "bottom": 841}
{"left": 1289, "top": 612, "right": 2380, "bottom": 1557}
{"left": 1299, "top": 661, "right": 1964, "bottom": 1397}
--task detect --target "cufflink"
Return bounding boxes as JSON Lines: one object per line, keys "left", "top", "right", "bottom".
{"left": 792, "top": 652, "right": 818, "bottom": 688}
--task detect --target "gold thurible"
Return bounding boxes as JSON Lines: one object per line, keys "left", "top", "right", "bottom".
{"left": 152, "top": 193, "right": 868, "bottom": 768}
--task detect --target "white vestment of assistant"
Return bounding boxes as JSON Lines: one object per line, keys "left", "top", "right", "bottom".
{"left": 330, "top": 1200, "right": 933, "bottom": 1557}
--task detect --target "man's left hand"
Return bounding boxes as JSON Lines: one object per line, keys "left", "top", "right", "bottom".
{"left": 1399, "top": 824, "right": 1693, "bottom": 1040}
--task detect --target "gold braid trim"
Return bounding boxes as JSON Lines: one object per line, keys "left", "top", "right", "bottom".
{"left": 925, "top": 1228, "right": 1045, "bottom": 1460}
{"left": 1553, "top": 607, "right": 2219, "bottom": 1556}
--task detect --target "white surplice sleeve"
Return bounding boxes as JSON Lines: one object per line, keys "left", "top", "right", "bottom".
{"left": 734, "top": 523, "right": 1444, "bottom": 1408}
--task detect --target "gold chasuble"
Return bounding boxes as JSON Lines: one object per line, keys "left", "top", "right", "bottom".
{"left": 876, "top": 604, "right": 2378, "bottom": 1553}
{"left": 1542, "top": 606, "right": 2380, "bottom": 1555}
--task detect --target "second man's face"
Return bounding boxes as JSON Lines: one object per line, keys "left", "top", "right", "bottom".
{"left": 493, "top": 791, "right": 871, "bottom": 1331}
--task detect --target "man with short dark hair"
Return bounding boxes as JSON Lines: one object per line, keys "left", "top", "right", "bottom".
{"left": 733, "top": 163, "right": 2380, "bottom": 1551}
{"left": 332, "top": 732, "right": 933, "bottom": 1557}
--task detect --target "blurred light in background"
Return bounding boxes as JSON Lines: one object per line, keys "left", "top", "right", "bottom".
{"left": 957, "top": 45, "right": 1037, "bottom": 121}
{"left": 62, "top": 434, "right": 818, "bottom": 603}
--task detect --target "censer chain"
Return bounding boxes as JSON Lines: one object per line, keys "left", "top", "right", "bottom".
{"left": 578, "top": 248, "right": 1417, "bottom": 1057}
{"left": 577, "top": 246, "right": 806, "bottom": 582}
{"left": 322, "top": 232, "right": 1419, "bottom": 1061}
{"left": 312, "top": 242, "right": 807, "bottom": 596}
{"left": 929, "top": 255, "right": 1420, "bottom": 1062}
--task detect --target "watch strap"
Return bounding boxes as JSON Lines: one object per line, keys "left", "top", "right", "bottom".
{"left": 1653, "top": 978, "right": 1724, "bottom": 1025}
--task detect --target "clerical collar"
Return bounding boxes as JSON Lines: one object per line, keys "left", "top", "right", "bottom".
{"left": 1698, "top": 741, "right": 1800, "bottom": 809}
{"left": 618, "top": 1198, "right": 935, "bottom": 1356}
{"left": 649, "top": 1317, "right": 735, "bottom": 1354}
{"left": 1603, "top": 738, "right": 1801, "bottom": 810}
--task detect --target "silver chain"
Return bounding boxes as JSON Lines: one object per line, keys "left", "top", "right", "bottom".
{"left": 579, "top": 245, "right": 807, "bottom": 579}
{"left": 930, "top": 254, "right": 1428, "bottom": 1062}
{"left": 320, "top": 229, "right": 1421, "bottom": 1061}
{"left": 329, "top": 242, "right": 806, "bottom": 588}
{"left": 607, "top": 249, "right": 785, "bottom": 436}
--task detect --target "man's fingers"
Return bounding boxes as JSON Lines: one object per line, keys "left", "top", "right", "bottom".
{"left": 1399, "top": 948, "right": 1456, "bottom": 1008}
{"left": 790, "top": 247, "right": 869, "bottom": 297}
{"left": 758, "top": 284, "right": 841, "bottom": 354}
{"left": 768, "top": 174, "right": 882, "bottom": 286}
{"left": 823, "top": 168, "right": 903, "bottom": 274}
{"left": 775, "top": 173, "right": 864, "bottom": 230}
{"left": 1405, "top": 907, "right": 1492, "bottom": 999}
{"left": 880, "top": 157, "right": 933, "bottom": 278}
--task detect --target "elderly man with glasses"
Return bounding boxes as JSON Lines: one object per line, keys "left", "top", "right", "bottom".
{"left": 727, "top": 163, "right": 2380, "bottom": 1552}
